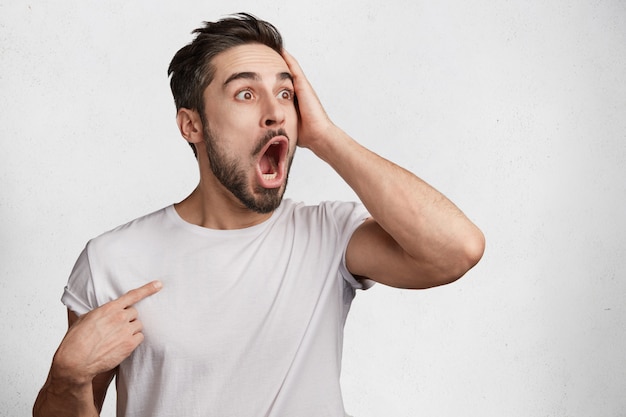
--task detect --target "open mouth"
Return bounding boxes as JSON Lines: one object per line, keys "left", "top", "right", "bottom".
{"left": 256, "top": 136, "right": 289, "bottom": 188}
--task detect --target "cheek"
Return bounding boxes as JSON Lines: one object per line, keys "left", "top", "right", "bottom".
{"left": 210, "top": 111, "right": 252, "bottom": 139}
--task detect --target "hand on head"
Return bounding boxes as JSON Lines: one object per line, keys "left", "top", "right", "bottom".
{"left": 281, "top": 50, "right": 338, "bottom": 151}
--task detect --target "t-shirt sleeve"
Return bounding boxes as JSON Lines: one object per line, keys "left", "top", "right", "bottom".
{"left": 61, "top": 244, "right": 99, "bottom": 316}
{"left": 324, "top": 201, "right": 376, "bottom": 291}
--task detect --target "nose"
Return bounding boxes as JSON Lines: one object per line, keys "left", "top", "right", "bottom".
{"left": 261, "top": 96, "right": 286, "bottom": 128}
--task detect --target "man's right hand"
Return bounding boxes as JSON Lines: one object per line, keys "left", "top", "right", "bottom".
{"left": 51, "top": 280, "right": 162, "bottom": 386}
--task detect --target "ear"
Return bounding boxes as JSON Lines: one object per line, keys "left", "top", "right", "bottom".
{"left": 176, "top": 108, "right": 204, "bottom": 145}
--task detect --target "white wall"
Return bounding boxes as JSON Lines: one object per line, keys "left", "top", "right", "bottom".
{"left": 2, "top": 1, "right": 625, "bottom": 416}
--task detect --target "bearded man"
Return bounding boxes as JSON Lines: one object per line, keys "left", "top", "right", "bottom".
{"left": 34, "top": 13, "right": 484, "bottom": 417}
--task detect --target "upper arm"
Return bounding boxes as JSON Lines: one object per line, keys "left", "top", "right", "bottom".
{"left": 345, "top": 218, "right": 460, "bottom": 289}
{"left": 67, "top": 309, "right": 117, "bottom": 413}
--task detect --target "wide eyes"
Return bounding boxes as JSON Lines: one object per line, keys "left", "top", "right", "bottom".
{"left": 276, "top": 89, "right": 294, "bottom": 100}
{"left": 235, "top": 90, "right": 254, "bottom": 101}
{"left": 234, "top": 88, "right": 294, "bottom": 101}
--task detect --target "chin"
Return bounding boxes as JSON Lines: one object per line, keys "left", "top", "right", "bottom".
{"left": 239, "top": 183, "right": 286, "bottom": 214}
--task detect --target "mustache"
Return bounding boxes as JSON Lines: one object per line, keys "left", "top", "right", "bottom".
{"left": 252, "top": 128, "right": 289, "bottom": 156}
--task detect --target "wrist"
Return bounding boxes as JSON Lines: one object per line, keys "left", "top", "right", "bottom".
{"left": 305, "top": 124, "right": 348, "bottom": 159}
{"left": 50, "top": 352, "right": 93, "bottom": 389}
{"left": 35, "top": 373, "right": 97, "bottom": 417}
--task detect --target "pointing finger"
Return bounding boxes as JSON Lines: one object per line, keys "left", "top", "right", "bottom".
{"left": 116, "top": 280, "right": 162, "bottom": 308}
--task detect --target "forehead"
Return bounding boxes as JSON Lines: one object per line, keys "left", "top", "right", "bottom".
{"left": 211, "top": 43, "right": 290, "bottom": 84}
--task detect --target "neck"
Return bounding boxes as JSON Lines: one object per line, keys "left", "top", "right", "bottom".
{"left": 175, "top": 180, "right": 274, "bottom": 230}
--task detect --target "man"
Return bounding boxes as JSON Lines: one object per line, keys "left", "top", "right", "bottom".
{"left": 34, "top": 13, "right": 484, "bottom": 417}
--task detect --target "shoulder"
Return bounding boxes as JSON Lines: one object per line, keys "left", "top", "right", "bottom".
{"left": 277, "top": 199, "right": 369, "bottom": 241}
{"left": 86, "top": 206, "right": 172, "bottom": 256}
{"left": 280, "top": 199, "right": 368, "bottom": 222}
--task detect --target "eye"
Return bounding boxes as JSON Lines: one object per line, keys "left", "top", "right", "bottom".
{"left": 276, "top": 89, "right": 294, "bottom": 100}
{"left": 235, "top": 89, "right": 254, "bottom": 100}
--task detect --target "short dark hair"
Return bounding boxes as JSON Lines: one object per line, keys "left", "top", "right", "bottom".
{"left": 168, "top": 12, "right": 283, "bottom": 112}
{"left": 168, "top": 13, "right": 284, "bottom": 156}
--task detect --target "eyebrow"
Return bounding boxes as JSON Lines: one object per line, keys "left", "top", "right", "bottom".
{"left": 278, "top": 72, "right": 294, "bottom": 83}
{"left": 223, "top": 71, "right": 293, "bottom": 88}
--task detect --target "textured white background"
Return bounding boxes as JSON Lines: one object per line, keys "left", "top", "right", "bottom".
{"left": 2, "top": 1, "right": 625, "bottom": 416}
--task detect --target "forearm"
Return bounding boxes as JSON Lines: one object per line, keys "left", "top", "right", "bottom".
{"left": 310, "top": 126, "right": 484, "bottom": 279}
{"left": 283, "top": 49, "right": 483, "bottom": 284}
{"left": 33, "top": 371, "right": 99, "bottom": 417}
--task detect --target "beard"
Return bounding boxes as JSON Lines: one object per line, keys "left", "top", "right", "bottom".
{"left": 202, "top": 124, "right": 294, "bottom": 214}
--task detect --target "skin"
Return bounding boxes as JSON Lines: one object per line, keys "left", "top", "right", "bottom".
{"left": 33, "top": 44, "right": 485, "bottom": 416}
{"left": 174, "top": 44, "right": 299, "bottom": 229}
{"left": 33, "top": 282, "right": 162, "bottom": 417}
{"left": 279, "top": 50, "right": 484, "bottom": 288}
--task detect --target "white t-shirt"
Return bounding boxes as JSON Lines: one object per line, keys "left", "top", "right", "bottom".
{"left": 62, "top": 199, "right": 370, "bottom": 417}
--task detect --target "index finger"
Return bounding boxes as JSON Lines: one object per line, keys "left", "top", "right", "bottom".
{"left": 115, "top": 280, "right": 162, "bottom": 308}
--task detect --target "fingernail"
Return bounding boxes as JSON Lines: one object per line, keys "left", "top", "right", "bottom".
{"left": 154, "top": 280, "right": 163, "bottom": 289}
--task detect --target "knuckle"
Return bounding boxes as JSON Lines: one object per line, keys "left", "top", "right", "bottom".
{"left": 122, "top": 289, "right": 139, "bottom": 302}
{"left": 114, "top": 310, "right": 129, "bottom": 322}
{"left": 98, "top": 302, "right": 115, "bottom": 314}
{"left": 122, "top": 339, "right": 137, "bottom": 352}
{"left": 132, "top": 333, "right": 145, "bottom": 348}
